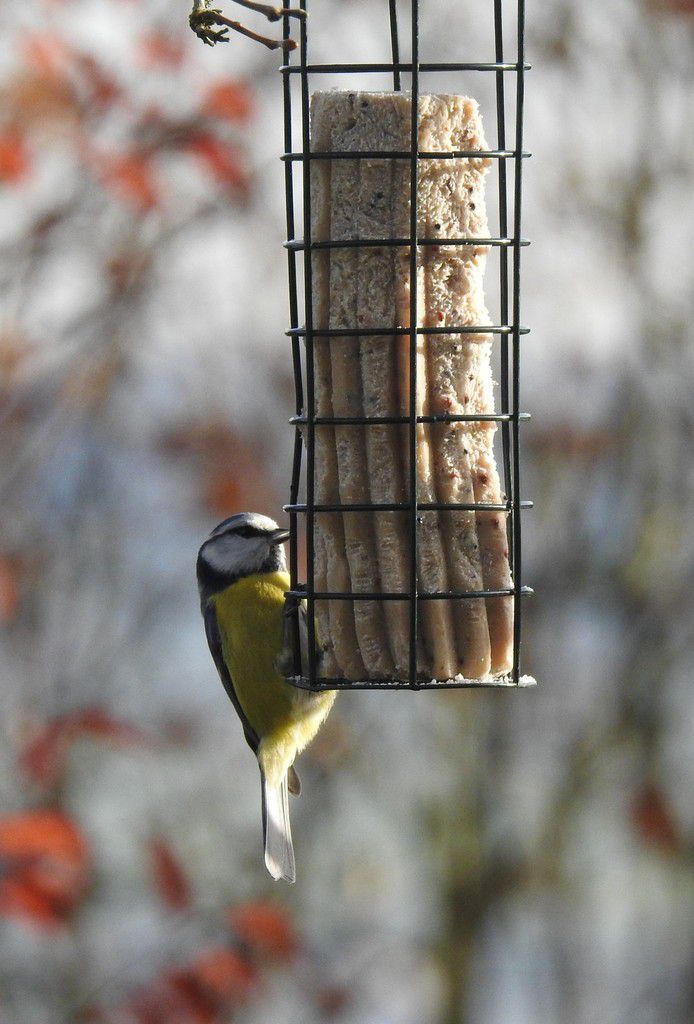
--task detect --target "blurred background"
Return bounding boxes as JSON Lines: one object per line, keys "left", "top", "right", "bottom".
{"left": 1, "top": 1, "right": 693, "bottom": 1022}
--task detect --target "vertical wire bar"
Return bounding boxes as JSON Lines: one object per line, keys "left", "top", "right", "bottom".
{"left": 408, "top": 0, "right": 420, "bottom": 688}
{"left": 389, "top": 0, "right": 402, "bottom": 91}
{"left": 283, "top": 4, "right": 302, "bottom": 677}
{"left": 511, "top": 0, "right": 526, "bottom": 683}
{"left": 494, "top": 0, "right": 512, "bottom": 523}
{"left": 299, "top": 0, "right": 317, "bottom": 686}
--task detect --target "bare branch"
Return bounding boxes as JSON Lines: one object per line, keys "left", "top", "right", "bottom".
{"left": 189, "top": 0, "right": 301, "bottom": 49}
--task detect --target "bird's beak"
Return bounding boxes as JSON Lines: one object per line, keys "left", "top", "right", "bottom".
{"left": 271, "top": 528, "right": 290, "bottom": 545}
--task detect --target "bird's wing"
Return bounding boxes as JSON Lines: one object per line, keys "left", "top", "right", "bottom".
{"left": 282, "top": 599, "right": 306, "bottom": 798}
{"left": 275, "top": 597, "right": 315, "bottom": 679}
{"left": 273, "top": 599, "right": 311, "bottom": 798}
{"left": 203, "top": 601, "right": 259, "bottom": 756}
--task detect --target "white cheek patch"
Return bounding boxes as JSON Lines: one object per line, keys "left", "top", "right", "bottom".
{"left": 203, "top": 534, "right": 277, "bottom": 578}
{"left": 202, "top": 534, "right": 244, "bottom": 574}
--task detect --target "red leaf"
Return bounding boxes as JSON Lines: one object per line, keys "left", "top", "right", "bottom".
{"left": 0, "top": 555, "right": 21, "bottom": 622}
{"left": 21, "top": 709, "right": 148, "bottom": 789}
{"left": 649, "top": 0, "right": 694, "bottom": 12}
{"left": 631, "top": 783, "right": 680, "bottom": 853}
{"left": 318, "top": 985, "right": 352, "bottom": 1018}
{"left": 182, "top": 946, "right": 256, "bottom": 1004}
{"left": 130, "top": 980, "right": 215, "bottom": 1024}
{"left": 129, "top": 982, "right": 208, "bottom": 1024}
{"left": 185, "top": 135, "right": 250, "bottom": 194}
{"left": 229, "top": 902, "right": 298, "bottom": 959}
{"left": 0, "top": 809, "right": 90, "bottom": 929}
{"left": 149, "top": 837, "right": 192, "bottom": 911}
{"left": 20, "top": 719, "right": 72, "bottom": 788}
{"left": 75, "top": 55, "right": 121, "bottom": 110}
{"left": 99, "top": 153, "right": 159, "bottom": 212}
{"left": 139, "top": 33, "right": 186, "bottom": 69}
{"left": 160, "top": 422, "right": 279, "bottom": 518}
{"left": 165, "top": 975, "right": 218, "bottom": 1024}
{"left": 0, "top": 878, "right": 64, "bottom": 928}
{"left": 74, "top": 1008, "right": 111, "bottom": 1024}
{"left": 74, "top": 709, "right": 147, "bottom": 744}
{"left": 203, "top": 81, "right": 254, "bottom": 124}
{"left": 0, "top": 132, "right": 30, "bottom": 184}
{"left": 527, "top": 425, "right": 614, "bottom": 459}
{"left": 101, "top": 947, "right": 255, "bottom": 1024}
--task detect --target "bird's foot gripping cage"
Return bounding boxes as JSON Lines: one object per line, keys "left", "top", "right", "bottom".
{"left": 282, "top": 0, "right": 534, "bottom": 691}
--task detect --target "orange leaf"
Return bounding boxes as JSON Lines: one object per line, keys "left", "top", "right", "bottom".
{"left": 0, "top": 809, "right": 90, "bottom": 929}
{"left": 203, "top": 81, "right": 254, "bottom": 124}
{"left": 139, "top": 33, "right": 186, "bottom": 69}
{"left": 229, "top": 902, "right": 298, "bottom": 959}
{"left": 149, "top": 837, "right": 192, "bottom": 911}
{"left": 0, "top": 132, "right": 30, "bottom": 184}
{"left": 3, "top": 72, "right": 78, "bottom": 135}
{"left": 186, "top": 135, "right": 249, "bottom": 195}
{"left": 100, "top": 153, "right": 159, "bottom": 212}
{"left": 0, "top": 808, "right": 86, "bottom": 860}
{"left": 23, "top": 33, "right": 69, "bottom": 79}
{"left": 631, "top": 783, "right": 680, "bottom": 853}
{"left": 203, "top": 471, "right": 246, "bottom": 518}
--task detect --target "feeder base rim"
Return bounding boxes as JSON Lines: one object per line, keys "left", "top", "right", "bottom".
{"left": 285, "top": 673, "right": 537, "bottom": 690}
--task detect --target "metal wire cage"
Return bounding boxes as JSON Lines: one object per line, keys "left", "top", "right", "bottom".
{"left": 281, "top": 0, "right": 533, "bottom": 690}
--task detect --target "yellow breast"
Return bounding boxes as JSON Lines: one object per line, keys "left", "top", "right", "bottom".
{"left": 211, "top": 571, "right": 335, "bottom": 785}
{"left": 211, "top": 571, "right": 293, "bottom": 737}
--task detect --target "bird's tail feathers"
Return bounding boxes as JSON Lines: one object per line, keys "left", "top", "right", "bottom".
{"left": 261, "top": 769, "right": 295, "bottom": 883}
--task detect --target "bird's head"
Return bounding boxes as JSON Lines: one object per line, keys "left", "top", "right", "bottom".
{"left": 197, "top": 512, "right": 290, "bottom": 598}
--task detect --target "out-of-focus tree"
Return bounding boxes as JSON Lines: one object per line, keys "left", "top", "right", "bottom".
{"left": 0, "top": 2, "right": 693, "bottom": 1024}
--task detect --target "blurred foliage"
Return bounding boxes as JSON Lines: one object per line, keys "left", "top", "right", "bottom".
{"left": 0, "top": 1, "right": 693, "bottom": 1023}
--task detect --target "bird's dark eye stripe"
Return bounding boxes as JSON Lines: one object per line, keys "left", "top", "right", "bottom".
{"left": 235, "top": 525, "right": 263, "bottom": 538}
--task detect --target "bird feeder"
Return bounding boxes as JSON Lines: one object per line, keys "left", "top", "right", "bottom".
{"left": 282, "top": 0, "right": 535, "bottom": 690}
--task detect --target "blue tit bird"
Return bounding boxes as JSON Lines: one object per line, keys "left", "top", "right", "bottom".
{"left": 197, "top": 512, "right": 336, "bottom": 882}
